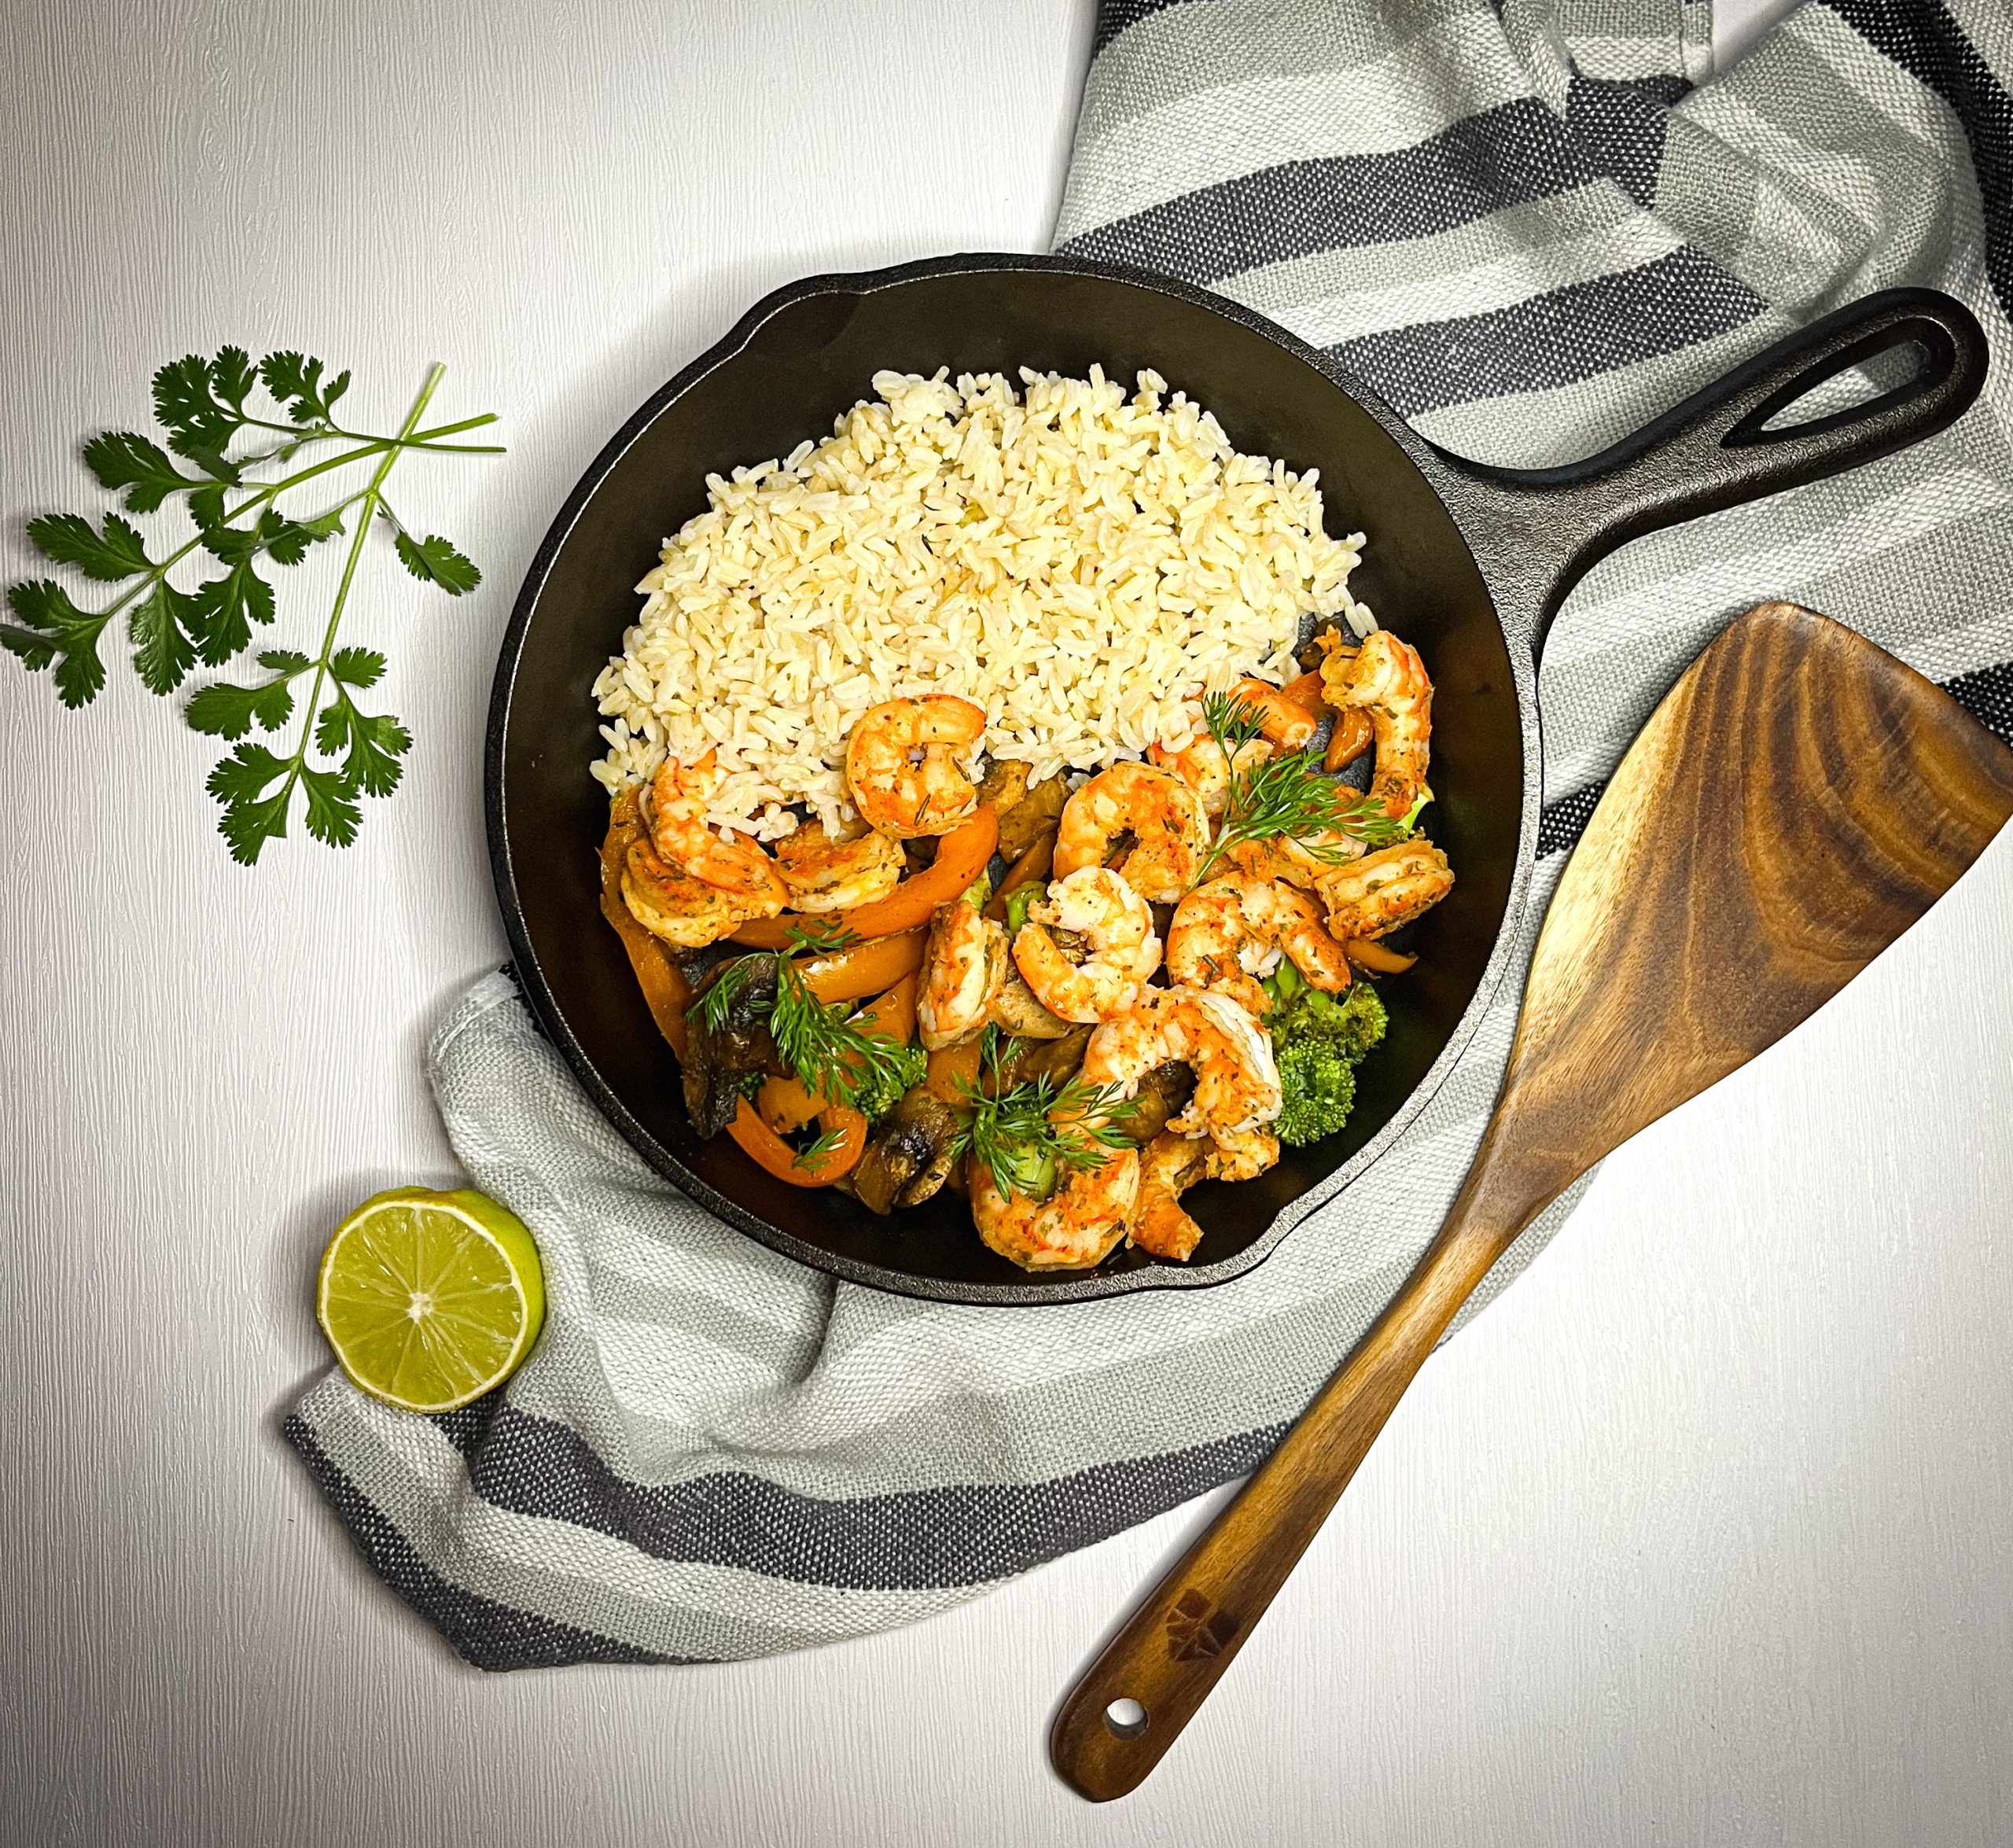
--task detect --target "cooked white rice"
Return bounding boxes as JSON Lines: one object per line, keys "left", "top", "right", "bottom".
{"left": 590, "top": 365, "right": 1375, "bottom": 839}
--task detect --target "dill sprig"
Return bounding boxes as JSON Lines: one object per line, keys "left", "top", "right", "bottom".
{"left": 785, "top": 918, "right": 856, "bottom": 955}
{"left": 1192, "top": 688, "right": 1413, "bottom": 882}
{"left": 689, "top": 955, "right": 765, "bottom": 1036}
{"left": 792, "top": 1125, "right": 848, "bottom": 1170}
{"left": 951, "top": 1030, "right": 1136, "bottom": 1202}
{"left": 686, "top": 945, "right": 917, "bottom": 1114}
{"left": 767, "top": 957, "right": 919, "bottom": 1113}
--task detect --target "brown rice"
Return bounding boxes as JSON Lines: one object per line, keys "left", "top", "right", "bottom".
{"left": 590, "top": 366, "right": 1373, "bottom": 837}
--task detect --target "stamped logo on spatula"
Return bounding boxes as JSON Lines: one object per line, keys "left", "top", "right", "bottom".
{"left": 1166, "top": 1589, "right": 1239, "bottom": 1662}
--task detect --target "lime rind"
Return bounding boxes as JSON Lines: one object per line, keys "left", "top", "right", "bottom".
{"left": 316, "top": 1187, "right": 546, "bottom": 1415}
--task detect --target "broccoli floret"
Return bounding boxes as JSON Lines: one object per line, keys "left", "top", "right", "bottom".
{"left": 1268, "top": 981, "right": 1389, "bottom": 1147}
{"left": 1275, "top": 1038, "right": 1357, "bottom": 1146}
{"left": 850, "top": 1040, "right": 929, "bottom": 1125}
{"left": 1308, "top": 981, "right": 1389, "bottom": 1062}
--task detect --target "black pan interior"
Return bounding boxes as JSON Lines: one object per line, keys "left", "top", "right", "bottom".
{"left": 491, "top": 263, "right": 1526, "bottom": 1299}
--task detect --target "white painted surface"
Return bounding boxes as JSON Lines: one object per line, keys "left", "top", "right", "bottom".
{"left": 3, "top": 3, "right": 2009, "bottom": 1844}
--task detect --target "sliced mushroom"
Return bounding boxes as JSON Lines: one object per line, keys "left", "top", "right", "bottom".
{"left": 988, "top": 964, "right": 1073, "bottom": 1040}
{"left": 1117, "top": 1059, "right": 1198, "bottom": 1145}
{"left": 994, "top": 1024, "right": 1093, "bottom": 1091}
{"left": 852, "top": 1086, "right": 967, "bottom": 1214}
{"left": 976, "top": 758, "right": 1032, "bottom": 815}
{"left": 681, "top": 955, "right": 778, "bottom": 1137}
{"left": 1128, "top": 1130, "right": 1213, "bottom": 1261}
{"left": 995, "top": 772, "right": 1068, "bottom": 862}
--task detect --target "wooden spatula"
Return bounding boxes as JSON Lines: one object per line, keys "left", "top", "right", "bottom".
{"left": 1051, "top": 601, "right": 2013, "bottom": 1801}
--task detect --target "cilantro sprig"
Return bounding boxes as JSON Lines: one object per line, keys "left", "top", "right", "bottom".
{"left": 951, "top": 1028, "right": 1137, "bottom": 1202}
{"left": 2, "top": 348, "right": 502, "bottom": 863}
{"left": 1191, "top": 688, "right": 1414, "bottom": 884}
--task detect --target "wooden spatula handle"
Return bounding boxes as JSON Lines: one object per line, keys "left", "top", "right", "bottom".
{"left": 1050, "top": 1153, "right": 1544, "bottom": 1801}
{"left": 1051, "top": 602, "right": 2013, "bottom": 1801}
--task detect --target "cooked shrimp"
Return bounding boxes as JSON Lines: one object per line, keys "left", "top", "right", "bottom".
{"left": 648, "top": 751, "right": 789, "bottom": 906}
{"left": 1149, "top": 732, "right": 1269, "bottom": 819}
{"left": 1051, "top": 760, "right": 1208, "bottom": 902}
{"left": 1167, "top": 877, "right": 1352, "bottom": 1014}
{"left": 1318, "top": 838, "right": 1455, "bottom": 941}
{"left": 1129, "top": 1132, "right": 1210, "bottom": 1261}
{"left": 970, "top": 1146, "right": 1141, "bottom": 1272}
{"left": 1219, "top": 829, "right": 1364, "bottom": 889}
{"left": 1164, "top": 879, "right": 1276, "bottom": 1015}
{"left": 1128, "top": 1123, "right": 1283, "bottom": 1261}
{"left": 1010, "top": 866, "right": 1162, "bottom": 1024}
{"left": 1084, "top": 987, "right": 1282, "bottom": 1140}
{"left": 918, "top": 897, "right": 1008, "bottom": 1049}
{"left": 773, "top": 819, "right": 905, "bottom": 913}
{"left": 845, "top": 695, "right": 986, "bottom": 838}
{"left": 1146, "top": 679, "right": 1308, "bottom": 818}
{"left": 1204, "top": 1123, "right": 1280, "bottom": 1183}
{"left": 1229, "top": 676, "right": 1317, "bottom": 751}
{"left": 1268, "top": 828, "right": 1367, "bottom": 887}
{"left": 620, "top": 841, "right": 771, "bottom": 948}
{"left": 1319, "top": 629, "right": 1432, "bottom": 819}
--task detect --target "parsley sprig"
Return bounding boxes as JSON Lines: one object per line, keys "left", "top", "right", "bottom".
{"left": 2, "top": 347, "right": 502, "bottom": 863}
{"left": 951, "top": 1029, "right": 1137, "bottom": 1202}
{"left": 1191, "top": 688, "right": 1414, "bottom": 884}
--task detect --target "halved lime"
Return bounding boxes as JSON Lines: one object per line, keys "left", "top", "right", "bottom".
{"left": 316, "top": 1187, "right": 545, "bottom": 1413}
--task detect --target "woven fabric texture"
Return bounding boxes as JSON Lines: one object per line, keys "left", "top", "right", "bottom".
{"left": 289, "top": 0, "right": 2013, "bottom": 1666}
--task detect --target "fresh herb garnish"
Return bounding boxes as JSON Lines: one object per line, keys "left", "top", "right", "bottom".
{"left": 785, "top": 918, "right": 857, "bottom": 955}
{"left": 792, "top": 1125, "right": 848, "bottom": 1170}
{"left": 767, "top": 956, "right": 919, "bottom": 1114}
{"left": 690, "top": 955, "right": 765, "bottom": 1036}
{"left": 951, "top": 1031, "right": 1136, "bottom": 1202}
{"left": 1192, "top": 688, "right": 1413, "bottom": 882}
{"left": 687, "top": 943, "right": 918, "bottom": 1114}
{"left": 2, "top": 348, "right": 502, "bottom": 863}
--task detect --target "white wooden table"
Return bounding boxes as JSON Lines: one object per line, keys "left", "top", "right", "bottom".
{"left": 9, "top": 2, "right": 2011, "bottom": 1842}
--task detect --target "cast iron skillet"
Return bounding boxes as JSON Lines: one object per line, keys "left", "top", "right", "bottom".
{"left": 488, "top": 255, "right": 1986, "bottom": 1304}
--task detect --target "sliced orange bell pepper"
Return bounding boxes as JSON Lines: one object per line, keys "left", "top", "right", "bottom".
{"left": 755, "top": 1073, "right": 824, "bottom": 1134}
{"left": 925, "top": 1036, "right": 984, "bottom": 1106}
{"left": 734, "top": 808, "right": 1002, "bottom": 948}
{"left": 1280, "top": 670, "right": 1330, "bottom": 716}
{"left": 1344, "top": 937, "right": 1417, "bottom": 974}
{"left": 729, "top": 914, "right": 816, "bottom": 950}
{"left": 799, "top": 927, "right": 928, "bottom": 1004}
{"left": 727, "top": 1095, "right": 867, "bottom": 1187}
{"left": 983, "top": 831, "right": 1054, "bottom": 919}
{"left": 598, "top": 794, "right": 691, "bottom": 1060}
{"left": 849, "top": 971, "right": 919, "bottom": 1046}
{"left": 839, "top": 807, "right": 999, "bottom": 937}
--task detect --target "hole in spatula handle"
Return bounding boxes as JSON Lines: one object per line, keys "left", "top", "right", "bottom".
{"left": 1103, "top": 1697, "right": 1148, "bottom": 1739}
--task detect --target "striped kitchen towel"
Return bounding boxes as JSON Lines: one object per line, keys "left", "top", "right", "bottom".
{"left": 287, "top": 0, "right": 2013, "bottom": 1667}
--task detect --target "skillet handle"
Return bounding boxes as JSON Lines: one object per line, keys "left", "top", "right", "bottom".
{"left": 1427, "top": 286, "right": 1989, "bottom": 663}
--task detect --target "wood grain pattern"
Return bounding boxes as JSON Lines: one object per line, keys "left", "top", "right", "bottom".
{"left": 1051, "top": 603, "right": 2013, "bottom": 1801}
